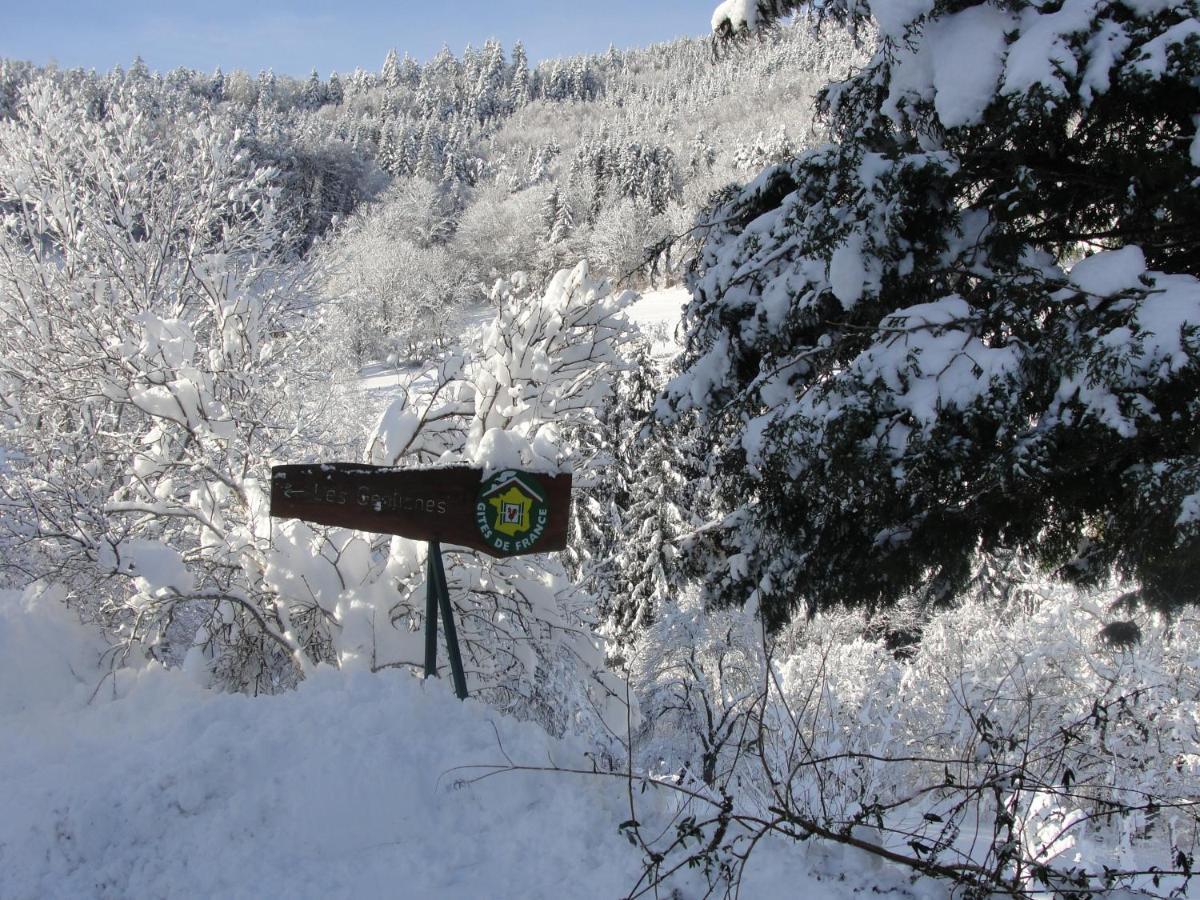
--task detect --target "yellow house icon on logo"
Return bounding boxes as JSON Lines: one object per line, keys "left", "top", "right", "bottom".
{"left": 489, "top": 486, "right": 534, "bottom": 537}
{"left": 480, "top": 472, "right": 548, "bottom": 541}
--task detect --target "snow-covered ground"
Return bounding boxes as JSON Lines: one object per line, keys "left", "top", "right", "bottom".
{"left": 625, "top": 285, "right": 690, "bottom": 357}
{"left": 359, "top": 285, "right": 690, "bottom": 396}
{"left": 0, "top": 587, "right": 923, "bottom": 899}
{"left": 0, "top": 602, "right": 636, "bottom": 897}
{"left": 0, "top": 590, "right": 638, "bottom": 898}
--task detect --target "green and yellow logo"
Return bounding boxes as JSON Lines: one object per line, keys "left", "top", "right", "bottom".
{"left": 476, "top": 470, "right": 550, "bottom": 555}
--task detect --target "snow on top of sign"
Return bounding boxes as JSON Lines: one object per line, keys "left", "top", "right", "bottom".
{"left": 469, "top": 426, "right": 568, "bottom": 478}
{"left": 480, "top": 471, "right": 548, "bottom": 501}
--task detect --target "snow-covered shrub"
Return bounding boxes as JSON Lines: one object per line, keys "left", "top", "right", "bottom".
{"left": 621, "top": 582, "right": 1199, "bottom": 896}
{"left": 363, "top": 177, "right": 459, "bottom": 250}
{"left": 279, "top": 262, "right": 639, "bottom": 740}
{"left": 451, "top": 182, "right": 546, "bottom": 284}
{"left": 628, "top": 592, "right": 765, "bottom": 787}
{"left": 587, "top": 198, "right": 671, "bottom": 285}
{"left": 0, "top": 80, "right": 329, "bottom": 692}
{"left": 320, "top": 184, "right": 474, "bottom": 366}
{"left": 730, "top": 124, "right": 795, "bottom": 174}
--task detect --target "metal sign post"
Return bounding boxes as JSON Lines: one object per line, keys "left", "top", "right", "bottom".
{"left": 270, "top": 464, "right": 572, "bottom": 699}
{"left": 427, "top": 540, "right": 468, "bottom": 699}
{"left": 424, "top": 543, "right": 441, "bottom": 681}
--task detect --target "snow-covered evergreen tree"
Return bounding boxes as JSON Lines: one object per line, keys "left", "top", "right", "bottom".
{"left": 326, "top": 71, "right": 344, "bottom": 105}
{"left": 663, "top": 0, "right": 1200, "bottom": 623}
{"left": 255, "top": 67, "right": 276, "bottom": 109}
{"left": 510, "top": 41, "right": 531, "bottom": 107}
{"left": 381, "top": 48, "right": 402, "bottom": 89}
{"left": 301, "top": 67, "right": 325, "bottom": 109}
{"left": 584, "top": 347, "right": 703, "bottom": 647}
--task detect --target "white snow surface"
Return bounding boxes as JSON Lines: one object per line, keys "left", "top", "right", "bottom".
{"left": 711, "top": 0, "right": 762, "bottom": 33}
{"left": 0, "top": 585, "right": 636, "bottom": 898}
{"left": 0, "top": 587, "right": 110, "bottom": 718}
{"left": 1069, "top": 245, "right": 1147, "bottom": 295}
{"left": 0, "top": 588, "right": 917, "bottom": 899}
{"left": 928, "top": 6, "right": 1015, "bottom": 127}
{"left": 2, "top": 678, "right": 632, "bottom": 896}
{"left": 625, "top": 285, "right": 690, "bottom": 356}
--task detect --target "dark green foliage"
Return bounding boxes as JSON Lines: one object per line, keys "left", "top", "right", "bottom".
{"left": 664, "top": 0, "right": 1200, "bottom": 624}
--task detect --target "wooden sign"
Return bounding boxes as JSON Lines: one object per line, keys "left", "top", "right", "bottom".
{"left": 269, "top": 464, "right": 572, "bottom": 558}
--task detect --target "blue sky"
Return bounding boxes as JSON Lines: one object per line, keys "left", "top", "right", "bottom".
{"left": 2, "top": 1, "right": 714, "bottom": 77}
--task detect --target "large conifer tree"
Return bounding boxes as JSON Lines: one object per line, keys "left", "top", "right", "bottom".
{"left": 664, "top": 0, "right": 1200, "bottom": 623}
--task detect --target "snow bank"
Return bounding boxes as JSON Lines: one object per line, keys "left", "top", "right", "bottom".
{"left": 1, "top": 581, "right": 645, "bottom": 899}
{"left": 0, "top": 586, "right": 110, "bottom": 717}
{"left": 0, "top": 589, "right": 924, "bottom": 899}
{"left": 0, "top": 659, "right": 641, "bottom": 899}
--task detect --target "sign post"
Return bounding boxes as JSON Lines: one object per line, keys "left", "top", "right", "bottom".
{"left": 424, "top": 543, "right": 440, "bottom": 681}
{"left": 427, "top": 541, "right": 468, "bottom": 699}
{"left": 270, "top": 464, "right": 572, "bottom": 699}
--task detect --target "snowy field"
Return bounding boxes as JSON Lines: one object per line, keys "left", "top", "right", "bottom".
{"left": 624, "top": 285, "right": 690, "bottom": 357}
{"left": 358, "top": 285, "right": 690, "bottom": 396}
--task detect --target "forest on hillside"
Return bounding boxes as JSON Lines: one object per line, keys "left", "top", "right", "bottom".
{"left": 2, "top": 2, "right": 1200, "bottom": 895}
{"left": 1, "top": 25, "right": 861, "bottom": 363}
